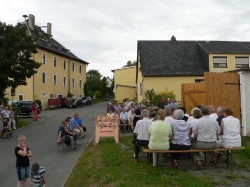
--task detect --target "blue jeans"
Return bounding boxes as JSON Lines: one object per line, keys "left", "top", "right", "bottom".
{"left": 16, "top": 166, "right": 30, "bottom": 181}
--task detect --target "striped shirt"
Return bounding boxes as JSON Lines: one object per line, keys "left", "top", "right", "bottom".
{"left": 29, "top": 166, "right": 45, "bottom": 186}
{"left": 171, "top": 120, "right": 191, "bottom": 146}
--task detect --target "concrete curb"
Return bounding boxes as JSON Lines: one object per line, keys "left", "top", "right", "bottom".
{"left": 61, "top": 131, "right": 96, "bottom": 187}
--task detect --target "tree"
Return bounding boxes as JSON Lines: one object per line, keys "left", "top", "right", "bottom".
{"left": 0, "top": 21, "right": 41, "bottom": 98}
{"left": 123, "top": 60, "right": 137, "bottom": 67}
{"left": 84, "top": 69, "right": 109, "bottom": 98}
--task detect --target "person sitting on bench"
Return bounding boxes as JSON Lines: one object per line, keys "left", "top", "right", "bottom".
{"left": 170, "top": 109, "right": 191, "bottom": 168}
{"left": 133, "top": 109, "right": 153, "bottom": 163}
{"left": 149, "top": 109, "right": 172, "bottom": 166}
{"left": 210, "top": 107, "right": 242, "bottom": 162}
{"left": 57, "top": 121, "right": 77, "bottom": 151}
{"left": 191, "top": 105, "right": 220, "bottom": 170}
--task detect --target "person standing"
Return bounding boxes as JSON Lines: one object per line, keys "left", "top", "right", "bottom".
{"left": 0, "top": 115, "right": 3, "bottom": 140}
{"left": 9, "top": 107, "right": 16, "bottom": 129}
{"left": 2, "top": 106, "right": 10, "bottom": 129}
{"left": 31, "top": 102, "right": 38, "bottom": 122}
{"left": 29, "top": 162, "right": 46, "bottom": 187}
{"left": 157, "top": 98, "right": 165, "bottom": 110}
{"left": 15, "top": 135, "right": 32, "bottom": 187}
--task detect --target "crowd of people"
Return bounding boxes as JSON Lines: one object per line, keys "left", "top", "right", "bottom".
{"left": 0, "top": 102, "right": 16, "bottom": 140}
{"left": 14, "top": 110, "right": 86, "bottom": 187}
{"left": 109, "top": 98, "right": 242, "bottom": 169}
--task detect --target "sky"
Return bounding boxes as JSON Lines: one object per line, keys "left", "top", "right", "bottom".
{"left": 1, "top": 0, "right": 250, "bottom": 78}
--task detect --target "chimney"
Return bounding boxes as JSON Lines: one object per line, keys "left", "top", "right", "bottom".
{"left": 28, "top": 14, "right": 35, "bottom": 30}
{"left": 171, "top": 35, "right": 176, "bottom": 41}
{"left": 47, "top": 23, "right": 52, "bottom": 35}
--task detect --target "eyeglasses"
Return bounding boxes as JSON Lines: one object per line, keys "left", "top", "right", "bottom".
{"left": 18, "top": 139, "right": 24, "bottom": 141}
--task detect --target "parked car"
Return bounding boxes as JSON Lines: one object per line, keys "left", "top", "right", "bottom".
{"left": 48, "top": 98, "right": 61, "bottom": 109}
{"left": 60, "top": 97, "right": 69, "bottom": 108}
{"left": 12, "top": 101, "right": 41, "bottom": 118}
{"left": 81, "top": 96, "right": 92, "bottom": 105}
{"left": 67, "top": 99, "right": 83, "bottom": 109}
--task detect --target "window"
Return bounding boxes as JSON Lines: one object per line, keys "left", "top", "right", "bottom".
{"left": 79, "top": 80, "right": 82, "bottom": 88}
{"left": 53, "top": 74, "right": 57, "bottom": 85}
{"left": 79, "top": 94, "right": 82, "bottom": 98}
{"left": 195, "top": 79, "right": 204, "bottom": 82}
{"left": 63, "top": 60, "right": 66, "bottom": 70}
{"left": 79, "top": 65, "right": 82, "bottom": 73}
{"left": 18, "top": 94, "right": 24, "bottom": 101}
{"left": 42, "top": 72, "right": 46, "bottom": 83}
{"left": 42, "top": 53, "right": 46, "bottom": 64}
{"left": 72, "top": 62, "right": 75, "bottom": 72}
{"left": 53, "top": 57, "right": 57, "bottom": 67}
{"left": 63, "top": 76, "right": 67, "bottom": 87}
{"left": 72, "top": 78, "right": 75, "bottom": 87}
{"left": 235, "top": 57, "right": 249, "bottom": 68}
{"left": 140, "top": 83, "right": 142, "bottom": 95}
{"left": 213, "top": 56, "right": 227, "bottom": 68}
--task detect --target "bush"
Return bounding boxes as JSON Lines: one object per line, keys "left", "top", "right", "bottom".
{"left": 0, "top": 98, "right": 9, "bottom": 105}
{"left": 67, "top": 91, "right": 73, "bottom": 97}
{"left": 35, "top": 99, "right": 42, "bottom": 110}
{"left": 94, "top": 91, "right": 101, "bottom": 99}
{"left": 142, "top": 89, "right": 176, "bottom": 106}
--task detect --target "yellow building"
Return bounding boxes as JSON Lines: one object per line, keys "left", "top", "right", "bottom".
{"left": 112, "top": 66, "right": 136, "bottom": 102}
{"left": 136, "top": 39, "right": 250, "bottom": 102}
{"left": 6, "top": 14, "right": 89, "bottom": 109}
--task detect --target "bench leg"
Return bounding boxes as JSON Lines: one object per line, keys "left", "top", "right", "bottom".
{"left": 58, "top": 143, "right": 64, "bottom": 153}
{"left": 221, "top": 150, "right": 232, "bottom": 170}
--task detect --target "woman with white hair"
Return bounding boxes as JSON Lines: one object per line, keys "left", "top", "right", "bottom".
{"left": 170, "top": 109, "right": 191, "bottom": 168}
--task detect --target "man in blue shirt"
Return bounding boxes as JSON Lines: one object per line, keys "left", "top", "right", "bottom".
{"left": 75, "top": 112, "right": 85, "bottom": 138}
{"left": 70, "top": 113, "right": 84, "bottom": 138}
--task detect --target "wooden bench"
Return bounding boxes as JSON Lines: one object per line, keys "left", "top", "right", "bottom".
{"left": 143, "top": 147, "right": 245, "bottom": 170}
{"left": 57, "top": 140, "right": 65, "bottom": 153}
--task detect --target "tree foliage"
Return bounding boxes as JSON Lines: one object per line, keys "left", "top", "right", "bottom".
{"left": 123, "top": 60, "right": 137, "bottom": 67}
{"left": 0, "top": 21, "right": 41, "bottom": 98}
{"left": 84, "top": 69, "right": 109, "bottom": 98}
{"left": 142, "top": 89, "right": 176, "bottom": 106}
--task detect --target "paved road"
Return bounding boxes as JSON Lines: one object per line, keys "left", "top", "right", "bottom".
{"left": 0, "top": 101, "right": 108, "bottom": 187}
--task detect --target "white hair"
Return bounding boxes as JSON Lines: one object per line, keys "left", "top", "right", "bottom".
{"left": 173, "top": 109, "right": 184, "bottom": 120}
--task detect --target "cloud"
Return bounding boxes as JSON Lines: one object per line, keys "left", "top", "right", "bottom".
{"left": 1, "top": 0, "right": 250, "bottom": 78}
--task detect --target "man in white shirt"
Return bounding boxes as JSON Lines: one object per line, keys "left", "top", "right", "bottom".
{"left": 191, "top": 105, "right": 220, "bottom": 169}
{"left": 209, "top": 105, "right": 218, "bottom": 120}
{"left": 133, "top": 109, "right": 153, "bottom": 163}
{"left": 124, "top": 98, "right": 132, "bottom": 110}
{"left": 164, "top": 107, "right": 175, "bottom": 125}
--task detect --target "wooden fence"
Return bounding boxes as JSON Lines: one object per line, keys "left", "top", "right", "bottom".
{"left": 182, "top": 72, "right": 241, "bottom": 119}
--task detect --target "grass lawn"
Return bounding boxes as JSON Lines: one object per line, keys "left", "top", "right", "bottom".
{"left": 63, "top": 135, "right": 250, "bottom": 187}
{"left": 17, "top": 120, "right": 32, "bottom": 129}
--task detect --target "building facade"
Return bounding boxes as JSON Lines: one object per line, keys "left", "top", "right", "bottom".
{"left": 5, "top": 14, "right": 89, "bottom": 109}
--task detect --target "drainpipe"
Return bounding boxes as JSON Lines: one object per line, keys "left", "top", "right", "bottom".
{"left": 68, "top": 58, "right": 72, "bottom": 95}
{"left": 238, "top": 71, "right": 246, "bottom": 136}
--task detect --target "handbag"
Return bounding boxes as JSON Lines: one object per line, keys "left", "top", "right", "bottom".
{"left": 83, "top": 126, "right": 86, "bottom": 132}
{"left": 64, "top": 135, "right": 70, "bottom": 146}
